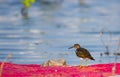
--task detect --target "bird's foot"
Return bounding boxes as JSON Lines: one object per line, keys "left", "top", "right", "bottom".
{"left": 79, "top": 65, "right": 84, "bottom": 68}
{"left": 79, "top": 65, "right": 88, "bottom": 69}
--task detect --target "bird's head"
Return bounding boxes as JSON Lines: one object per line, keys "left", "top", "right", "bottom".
{"left": 69, "top": 44, "right": 80, "bottom": 49}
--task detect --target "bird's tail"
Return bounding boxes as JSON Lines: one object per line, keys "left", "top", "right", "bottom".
{"left": 90, "top": 57, "right": 95, "bottom": 60}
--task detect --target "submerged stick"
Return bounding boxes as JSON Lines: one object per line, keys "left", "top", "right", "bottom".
{"left": 112, "top": 38, "right": 120, "bottom": 75}
{"left": 100, "top": 30, "right": 112, "bottom": 56}
{"left": 0, "top": 54, "right": 12, "bottom": 77}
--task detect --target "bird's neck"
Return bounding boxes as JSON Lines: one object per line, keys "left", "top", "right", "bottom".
{"left": 76, "top": 48, "right": 80, "bottom": 51}
{"left": 75, "top": 48, "right": 80, "bottom": 53}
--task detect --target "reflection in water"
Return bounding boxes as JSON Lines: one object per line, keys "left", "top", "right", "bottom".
{"left": 21, "top": 6, "right": 29, "bottom": 18}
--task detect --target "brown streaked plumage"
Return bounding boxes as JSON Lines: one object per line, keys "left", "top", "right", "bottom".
{"left": 69, "top": 44, "right": 95, "bottom": 66}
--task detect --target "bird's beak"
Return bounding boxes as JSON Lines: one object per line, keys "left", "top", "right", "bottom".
{"left": 68, "top": 46, "right": 73, "bottom": 49}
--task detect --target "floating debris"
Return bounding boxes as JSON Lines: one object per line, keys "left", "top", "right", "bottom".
{"left": 42, "top": 59, "right": 66, "bottom": 66}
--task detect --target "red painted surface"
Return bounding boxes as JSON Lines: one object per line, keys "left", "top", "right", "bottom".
{"left": 0, "top": 62, "right": 120, "bottom": 77}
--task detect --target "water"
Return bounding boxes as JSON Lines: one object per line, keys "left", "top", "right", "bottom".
{"left": 0, "top": 0, "right": 120, "bottom": 65}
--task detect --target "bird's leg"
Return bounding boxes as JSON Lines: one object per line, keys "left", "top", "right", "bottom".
{"left": 80, "top": 59, "right": 82, "bottom": 67}
{"left": 85, "top": 59, "right": 88, "bottom": 66}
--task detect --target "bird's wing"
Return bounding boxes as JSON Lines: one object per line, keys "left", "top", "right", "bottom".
{"left": 77, "top": 48, "right": 92, "bottom": 57}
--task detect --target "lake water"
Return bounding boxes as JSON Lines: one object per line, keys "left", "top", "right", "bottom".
{"left": 0, "top": 0, "right": 120, "bottom": 65}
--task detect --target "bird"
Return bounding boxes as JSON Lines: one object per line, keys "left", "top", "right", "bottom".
{"left": 69, "top": 44, "right": 95, "bottom": 66}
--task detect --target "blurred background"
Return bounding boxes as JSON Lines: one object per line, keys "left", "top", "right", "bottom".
{"left": 0, "top": 0, "right": 120, "bottom": 65}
